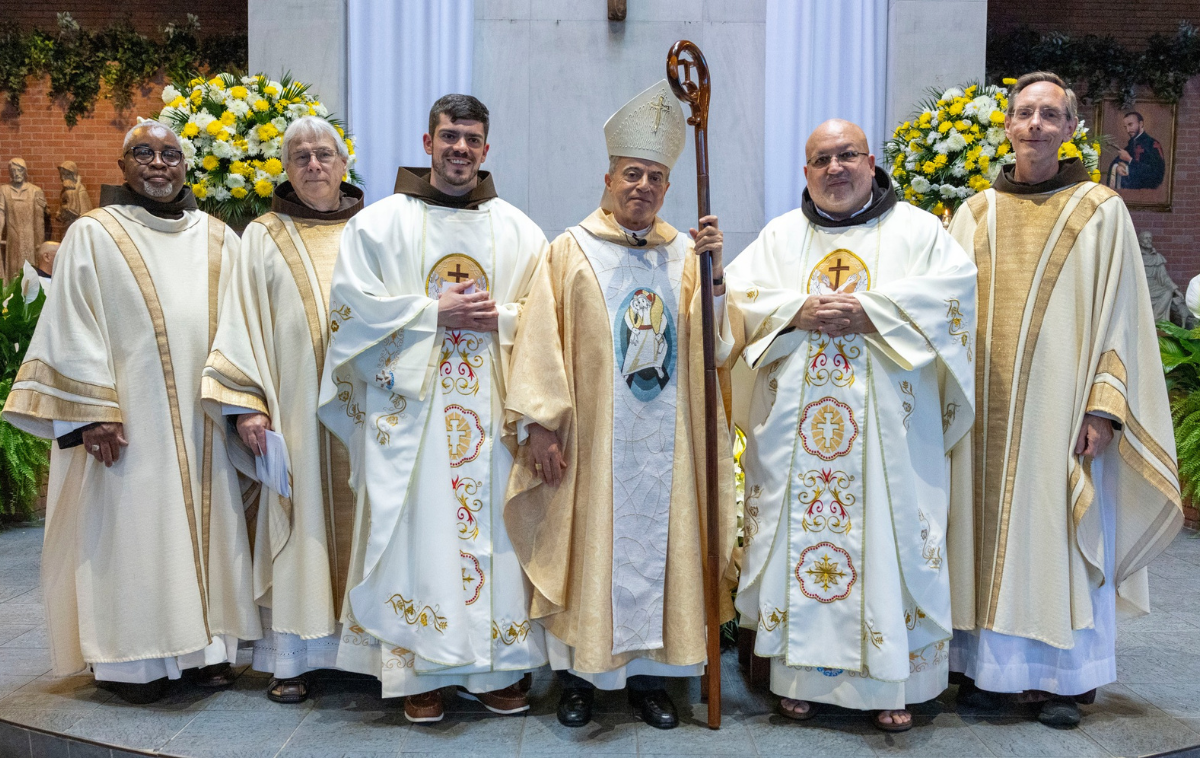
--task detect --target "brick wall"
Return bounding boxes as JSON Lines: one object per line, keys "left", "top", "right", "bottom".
{"left": 0, "top": 0, "right": 246, "bottom": 35}
{"left": 990, "top": 0, "right": 1200, "bottom": 285}
{"left": 1, "top": 76, "right": 167, "bottom": 242}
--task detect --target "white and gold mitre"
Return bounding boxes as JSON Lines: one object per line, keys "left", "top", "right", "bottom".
{"left": 603, "top": 79, "right": 687, "bottom": 170}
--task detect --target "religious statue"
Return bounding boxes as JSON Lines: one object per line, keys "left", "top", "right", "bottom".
{"left": 0, "top": 158, "right": 48, "bottom": 282}
{"left": 57, "top": 161, "right": 92, "bottom": 230}
{"left": 1139, "top": 230, "right": 1191, "bottom": 326}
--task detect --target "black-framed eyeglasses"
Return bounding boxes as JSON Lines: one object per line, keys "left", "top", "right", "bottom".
{"left": 808, "top": 150, "right": 867, "bottom": 169}
{"left": 126, "top": 146, "right": 184, "bottom": 167}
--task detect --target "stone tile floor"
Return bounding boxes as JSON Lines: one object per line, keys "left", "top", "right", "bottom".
{"left": 3, "top": 523, "right": 1200, "bottom": 757}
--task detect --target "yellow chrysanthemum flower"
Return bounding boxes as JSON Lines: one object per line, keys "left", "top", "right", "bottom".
{"left": 182, "top": 122, "right": 200, "bottom": 138}
{"left": 963, "top": 159, "right": 976, "bottom": 171}
{"left": 169, "top": 95, "right": 186, "bottom": 109}
{"left": 190, "top": 89, "right": 203, "bottom": 105}
{"left": 1090, "top": 169, "right": 1101, "bottom": 182}
{"left": 257, "top": 123, "right": 279, "bottom": 141}
{"left": 918, "top": 112, "right": 932, "bottom": 126}
{"left": 188, "top": 77, "right": 204, "bottom": 87}
{"left": 263, "top": 85, "right": 279, "bottom": 96}
{"left": 230, "top": 160, "right": 250, "bottom": 177}
{"left": 954, "top": 120, "right": 969, "bottom": 131}
{"left": 1002, "top": 77, "right": 1017, "bottom": 85}
{"left": 996, "top": 142, "right": 1010, "bottom": 157}
{"left": 345, "top": 138, "right": 354, "bottom": 155}
{"left": 1058, "top": 142, "right": 1081, "bottom": 159}
{"left": 231, "top": 186, "right": 248, "bottom": 199}
{"left": 192, "top": 181, "right": 208, "bottom": 199}
{"left": 989, "top": 111, "right": 1006, "bottom": 124}
{"left": 965, "top": 85, "right": 978, "bottom": 96}
{"left": 205, "top": 120, "right": 225, "bottom": 136}
{"left": 254, "top": 179, "right": 274, "bottom": 197}
{"left": 934, "top": 154, "right": 948, "bottom": 166}
{"left": 253, "top": 99, "right": 269, "bottom": 112}
{"left": 922, "top": 161, "right": 937, "bottom": 175}
{"left": 201, "top": 155, "right": 220, "bottom": 171}
{"left": 938, "top": 121, "right": 952, "bottom": 134}
{"left": 893, "top": 168, "right": 906, "bottom": 179}
{"left": 262, "top": 158, "right": 283, "bottom": 177}
{"left": 335, "top": 125, "right": 345, "bottom": 137}
{"left": 208, "top": 77, "right": 225, "bottom": 90}
{"left": 931, "top": 201, "right": 946, "bottom": 216}
{"left": 230, "top": 85, "right": 249, "bottom": 100}
{"left": 962, "top": 133, "right": 975, "bottom": 144}
{"left": 948, "top": 102, "right": 964, "bottom": 116}
{"left": 979, "top": 155, "right": 990, "bottom": 170}
{"left": 220, "top": 110, "right": 236, "bottom": 126}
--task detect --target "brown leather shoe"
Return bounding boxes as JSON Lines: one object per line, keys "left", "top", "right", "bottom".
{"left": 457, "top": 683, "right": 529, "bottom": 715}
{"left": 405, "top": 689, "right": 445, "bottom": 723}
{"left": 267, "top": 676, "right": 308, "bottom": 704}
{"left": 192, "top": 662, "right": 235, "bottom": 688}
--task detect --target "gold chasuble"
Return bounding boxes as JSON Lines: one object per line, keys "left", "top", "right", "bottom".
{"left": 318, "top": 170, "right": 548, "bottom": 698}
{"left": 948, "top": 160, "right": 1181, "bottom": 649}
{"left": 3, "top": 189, "right": 260, "bottom": 676}
{"left": 728, "top": 177, "right": 976, "bottom": 710}
{"left": 503, "top": 209, "right": 739, "bottom": 681}
{"left": 201, "top": 182, "right": 364, "bottom": 659}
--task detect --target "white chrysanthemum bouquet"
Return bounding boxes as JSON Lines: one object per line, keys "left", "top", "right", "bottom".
{"left": 155, "top": 73, "right": 360, "bottom": 223}
{"left": 884, "top": 80, "right": 1100, "bottom": 216}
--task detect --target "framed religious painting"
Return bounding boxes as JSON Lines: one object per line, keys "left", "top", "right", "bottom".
{"left": 1097, "top": 98, "right": 1177, "bottom": 211}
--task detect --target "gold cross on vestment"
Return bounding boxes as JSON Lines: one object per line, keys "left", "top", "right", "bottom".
{"left": 829, "top": 258, "right": 851, "bottom": 290}
{"left": 816, "top": 409, "right": 839, "bottom": 442}
{"left": 446, "top": 263, "right": 470, "bottom": 282}
{"left": 650, "top": 95, "right": 671, "bottom": 133}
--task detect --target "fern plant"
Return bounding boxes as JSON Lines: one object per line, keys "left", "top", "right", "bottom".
{"left": 0, "top": 272, "right": 49, "bottom": 520}
{"left": 1158, "top": 320, "right": 1200, "bottom": 502}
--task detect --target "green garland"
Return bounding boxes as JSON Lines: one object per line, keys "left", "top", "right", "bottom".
{"left": 987, "top": 22, "right": 1200, "bottom": 105}
{"left": 0, "top": 12, "right": 247, "bottom": 127}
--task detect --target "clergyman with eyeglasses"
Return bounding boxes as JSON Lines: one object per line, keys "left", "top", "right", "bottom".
{"left": 725, "top": 118, "right": 977, "bottom": 732}
{"left": 201, "top": 115, "right": 365, "bottom": 705}
{"left": 1, "top": 121, "right": 260, "bottom": 704}
{"left": 946, "top": 71, "right": 1181, "bottom": 728}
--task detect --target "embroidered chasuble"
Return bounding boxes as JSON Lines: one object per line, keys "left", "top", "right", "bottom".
{"left": 2, "top": 197, "right": 260, "bottom": 677}
{"left": 947, "top": 161, "right": 1181, "bottom": 651}
{"left": 503, "top": 209, "right": 739, "bottom": 683}
{"left": 201, "top": 182, "right": 364, "bottom": 672}
{"left": 318, "top": 176, "right": 548, "bottom": 697}
{"left": 729, "top": 185, "right": 977, "bottom": 709}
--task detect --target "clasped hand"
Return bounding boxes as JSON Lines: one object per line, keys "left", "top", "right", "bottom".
{"left": 82, "top": 422, "right": 127, "bottom": 467}
{"left": 793, "top": 294, "right": 875, "bottom": 337}
{"left": 438, "top": 279, "right": 498, "bottom": 332}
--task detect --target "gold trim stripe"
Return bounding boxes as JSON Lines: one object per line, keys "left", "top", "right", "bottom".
{"left": 89, "top": 208, "right": 211, "bottom": 636}
{"left": 201, "top": 216, "right": 224, "bottom": 584}
{"left": 207, "top": 350, "right": 259, "bottom": 391}
{"left": 985, "top": 184, "right": 1109, "bottom": 628}
{"left": 4, "top": 387, "right": 122, "bottom": 424}
{"left": 1097, "top": 350, "right": 1128, "bottom": 387}
{"left": 1088, "top": 380, "right": 1178, "bottom": 479}
{"left": 971, "top": 192, "right": 994, "bottom": 592}
{"left": 201, "top": 376, "right": 268, "bottom": 415}
{"left": 16, "top": 359, "right": 118, "bottom": 403}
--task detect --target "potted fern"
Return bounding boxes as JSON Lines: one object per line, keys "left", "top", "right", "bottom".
{"left": 1158, "top": 320, "right": 1200, "bottom": 527}
{"left": 0, "top": 272, "right": 50, "bottom": 522}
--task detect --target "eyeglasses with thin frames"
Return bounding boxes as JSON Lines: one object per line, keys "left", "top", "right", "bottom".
{"left": 126, "top": 146, "right": 184, "bottom": 167}
{"left": 807, "top": 150, "right": 867, "bottom": 170}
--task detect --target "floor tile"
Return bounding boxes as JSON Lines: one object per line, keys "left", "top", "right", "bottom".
{"left": 518, "top": 711, "right": 637, "bottom": 754}
{"left": 1080, "top": 713, "right": 1200, "bottom": 756}
{"left": 63, "top": 706, "right": 197, "bottom": 751}
{"left": 199, "top": 673, "right": 317, "bottom": 712}
{"left": 0, "top": 675, "right": 110, "bottom": 712}
{"left": 2, "top": 627, "right": 48, "bottom": 649}
{"left": 0, "top": 625, "right": 35, "bottom": 646}
{"left": 279, "top": 709, "right": 407, "bottom": 753}
{"left": 964, "top": 715, "right": 1111, "bottom": 756}
{"left": 745, "top": 712, "right": 876, "bottom": 756}
{"left": 163, "top": 709, "right": 306, "bottom": 757}
{"left": 635, "top": 707, "right": 755, "bottom": 754}
{"left": 863, "top": 711, "right": 994, "bottom": 756}
{"left": 0, "top": 718, "right": 30, "bottom": 758}
{"left": 0, "top": 708, "right": 86, "bottom": 732}
{"left": 399, "top": 713, "right": 524, "bottom": 755}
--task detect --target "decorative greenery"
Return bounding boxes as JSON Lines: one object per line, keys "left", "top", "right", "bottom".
{"left": 885, "top": 81, "right": 1100, "bottom": 216}
{"left": 0, "top": 12, "right": 247, "bottom": 127}
{"left": 0, "top": 273, "right": 49, "bottom": 520}
{"left": 987, "top": 22, "right": 1200, "bottom": 106}
{"left": 155, "top": 73, "right": 360, "bottom": 226}
{"left": 1158, "top": 320, "right": 1200, "bottom": 502}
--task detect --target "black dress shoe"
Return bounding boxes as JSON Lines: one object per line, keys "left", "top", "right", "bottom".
{"left": 629, "top": 688, "right": 678, "bottom": 730}
{"left": 557, "top": 688, "right": 593, "bottom": 727}
{"left": 103, "top": 677, "right": 168, "bottom": 704}
{"left": 192, "top": 662, "right": 235, "bottom": 688}
{"left": 1038, "top": 697, "right": 1082, "bottom": 728}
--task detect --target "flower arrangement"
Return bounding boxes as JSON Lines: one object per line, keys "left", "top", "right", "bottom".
{"left": 155, "top": 72, "right": 361, "bottom": 224}
{"left": 883, "top": 79, "right": 1100, "bottom": 216}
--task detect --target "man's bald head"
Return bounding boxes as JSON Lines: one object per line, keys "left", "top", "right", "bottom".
{"left": 803, "top": 119, "right": 876, "bottom": 220}
{"left": 122, "top": 122, "right": 180, "bottom": 153}
{"left": 35, "top": 241, "right": 59, "bottom": 273}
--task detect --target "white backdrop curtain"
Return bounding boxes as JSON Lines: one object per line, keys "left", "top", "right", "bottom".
{"left": 764, "top": 0, "right": 889, "bottom": 220}
{"left": 347, "top": 0, "right": 475, "bottom": 203}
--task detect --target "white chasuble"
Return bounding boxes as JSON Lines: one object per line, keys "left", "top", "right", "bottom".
{"left": 728, "top": 200, "right": 976, "bottom": 709}
{"left": 570, "top": 226, "right": 685, "bottom": 655}
{"left": 3, "top": 203, "right": 260, "bottom": 677}
{"left": 319, "top": 193, "right": 547, "bottom": 697}
{"left": 201, "top": 192, "right": 363, "bottom": 676}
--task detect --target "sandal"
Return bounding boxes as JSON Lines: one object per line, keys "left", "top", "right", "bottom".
{"left": 873, "top": 709, "right": 913, "bottom": 733}
{"left": 779, "top": 697, "right": 817, "bottom": 721}
{"left": 267, "top": 676, "right": 308, "bottom": 704}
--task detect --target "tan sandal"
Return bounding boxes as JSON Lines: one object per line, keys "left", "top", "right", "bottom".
{"left": 873, "top": 709, "right": 913, "bottom": 732}
{"left": 267, "top": 677, "right": 308, "bottom": 704}
{"left": 779, "top": 697, "right": 817, "bottom": 721}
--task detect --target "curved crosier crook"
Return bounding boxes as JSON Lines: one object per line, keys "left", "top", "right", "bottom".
{"left": 666, "top": 40, "right": 711, "bottom": 129}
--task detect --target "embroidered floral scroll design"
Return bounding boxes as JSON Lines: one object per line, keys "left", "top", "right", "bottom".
{"left": 806, "top": 333, "right": 860, "bottom": 387}
{"left": 453, "top": 475, "right": 483, "bottom": 541}
{"left": 944, "top": 299, "right": 972, "bottom": 362}
{"left": 745, "top": 287, "right": 760, "bottom": 302}
{"left": 385, "top": 593, "right": 448, "bottom": 633}
{"left": 743, "top": 484, "right": 762, "bottom": 546}
{"left": 797, "top": 469, "right": 854, "bottom": 535}
{"left": 335, "top": 374, "right": 365, "bottom": 426}
{"left": 329, "top": 303, "right": 353, "bottom": 333}
{"left": 909, "top": 639, "right": 947, "bottom": 673}
{"left": 900, "top": 381, "right": 916, "bottom": 430}
{"left": 758, "top": 607, "right": 787, "bottom": 632}
{"left": 942, "top": 402, "right": 959, "bottom": 433}
{"left": 440, "top": 330, "right": 485, "bottom": 396}
{"left": 864, "top": 622, "right": 883, "bottom": 650}
{"left": 374, "top": 332, "right": 407, "bottom": 392}
{"left": 492, "top": 620, "right": 532, "bottom": 645}
{"left": 918, "top": 509, "right": 943, "bottom": 569}
{"left": 383, "top": 647, "right": 415, "bottom": 669}
{"left": 904, "top": 606, "right": 927, "bottom": 630}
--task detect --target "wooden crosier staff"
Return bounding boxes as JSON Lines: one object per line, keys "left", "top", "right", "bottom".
{"left": 666, "top": 39, "right": 721, "bottom": 731}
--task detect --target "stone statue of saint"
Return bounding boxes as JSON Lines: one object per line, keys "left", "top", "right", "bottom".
{"left": 0, "top": 158, "right": 48, "bottom": 282}
{"left": 1139, "top": 230, "right": 1192, "bottom": 327}
{"left": 57, "top": 160, "right": 92, "bottom": 229}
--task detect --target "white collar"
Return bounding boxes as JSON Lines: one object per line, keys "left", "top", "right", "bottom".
{"left": 815, "top": 196, "right": 873, "bottom": 221}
